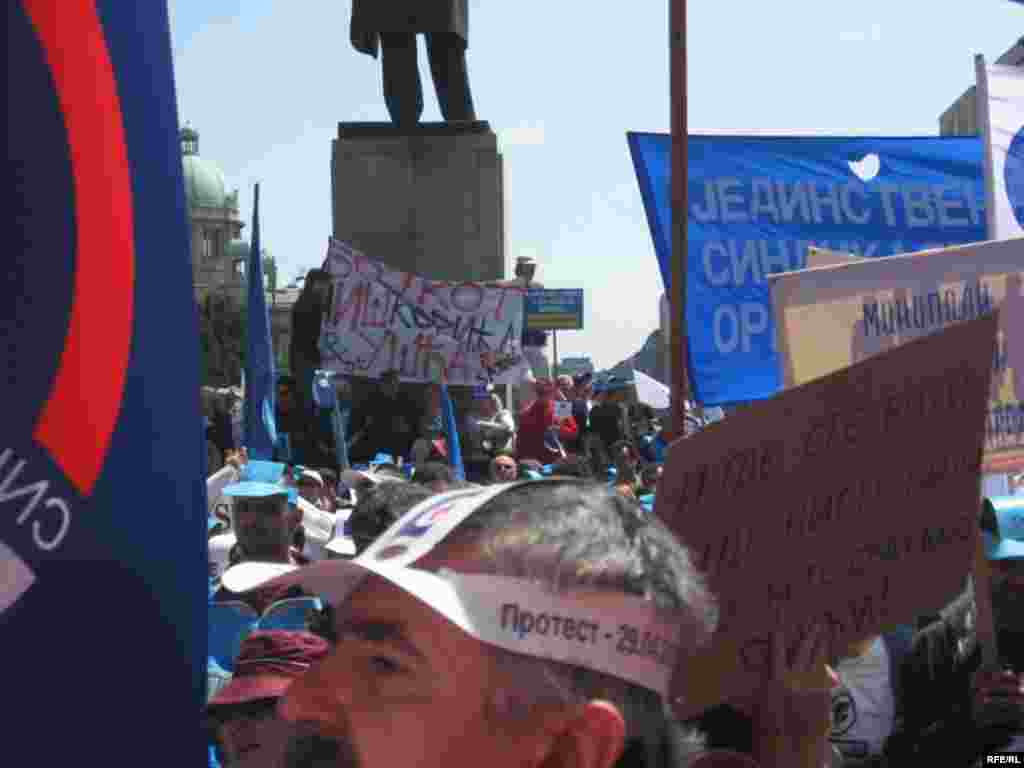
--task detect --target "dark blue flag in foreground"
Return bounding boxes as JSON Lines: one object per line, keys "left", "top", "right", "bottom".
{"left": 243, "top": 184, "right": 278, "bottom": 460}
{"left": 4, "top": 1, "right": 206, "bottom": 763}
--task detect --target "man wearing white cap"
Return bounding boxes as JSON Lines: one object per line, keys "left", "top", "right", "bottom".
{"left": 224, "top": 480, "right": 833, "bottom": 767}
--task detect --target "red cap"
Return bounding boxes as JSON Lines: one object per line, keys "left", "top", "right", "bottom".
{"left": 431, "top": 438, "right": 449, "bottom": 459}
{"left": 208, "top": 630, "right": 329, "bottom": 710}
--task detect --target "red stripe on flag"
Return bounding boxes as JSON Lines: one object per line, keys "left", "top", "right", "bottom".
{"left": 25, "top": 0, "right": 135, "bottom": 495}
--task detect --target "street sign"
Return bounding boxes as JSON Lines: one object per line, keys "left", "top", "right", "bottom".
{"left": 525, "top": 289, "right": 584, "bottom": 330}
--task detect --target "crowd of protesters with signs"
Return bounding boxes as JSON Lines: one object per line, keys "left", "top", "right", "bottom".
{"left": 202, "top": 342, "right": 1024, "bottom": 767}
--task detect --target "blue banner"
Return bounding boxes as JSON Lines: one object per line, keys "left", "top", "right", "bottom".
{"left": 628, "top": 133, "right": 987, "bottom": 404}
{"left": 4, "top": 1, "right": 205, "bottom": 762}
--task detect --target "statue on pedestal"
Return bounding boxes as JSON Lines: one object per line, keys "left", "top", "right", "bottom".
{"left": 350, "top": 0, "right": 476, "bottom": 127}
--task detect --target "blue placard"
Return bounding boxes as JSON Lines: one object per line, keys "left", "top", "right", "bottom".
{"left": 627, "top": 133, "right": 987, "bottom": 405}
{"left": 5, "top": 2, "right": 205, "bottom": 762}
{"left": 525, "top": 288, "right": 585, "bottom": 330}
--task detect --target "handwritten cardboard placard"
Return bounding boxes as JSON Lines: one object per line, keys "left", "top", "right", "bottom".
{"left": 320, "top": 238, "right": 529, "bottom": 385}
{"left": 770, "top": 237, "right": 1024, "bottom": 475}
{"left": 657, "top": 313, "right": 997, "bottom": 719}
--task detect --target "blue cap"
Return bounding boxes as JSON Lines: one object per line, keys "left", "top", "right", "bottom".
{"left": 983, "top": 496, "right": 1024, "bottom": 560}
{"left": 524, "top": 469, "right": 543, "bottom": 481}
{"left": 222, "top": 481, "right": 289, "bottom": 499}
{"left": 372, "top": 453, "right": 395, "bottom": 466}
{"left": 540, "top": 464, "right": 554, "bottom": 476}
{"left": 638, "top": 493, "right": 655, "bottom": 513}
{"left": 982, "top": 530, "right": 1024, "bottom": 560}
{"left": 287, "top": 487, "right": 299, "bottom": 506}
{"left": 239, "top": 460, "right": 286, "bottom": 484}
{"left": 208, "top": 518, "right": 221, "bottom": 532}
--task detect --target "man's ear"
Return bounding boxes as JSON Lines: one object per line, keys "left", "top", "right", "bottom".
{"left": 542, "top": 701, "right": 626, "bottom": 768}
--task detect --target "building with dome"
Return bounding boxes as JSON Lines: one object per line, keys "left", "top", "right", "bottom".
{"left": 181, "top": 125, "right": 296, "bottom": 379}
{"left": 180, "top": 124, "right": 248, "bottom": 298}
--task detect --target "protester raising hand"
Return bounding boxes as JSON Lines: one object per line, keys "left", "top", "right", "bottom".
{"left": 224, "top": 448, "right": 247, "bottom": 471}
{"left": 745, "top": 623, "right": 838, "bottom": 768}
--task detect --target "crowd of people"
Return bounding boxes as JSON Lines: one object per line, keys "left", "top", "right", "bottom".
{"left": 202, "top": 369, "right": 1024, "bottom": 768}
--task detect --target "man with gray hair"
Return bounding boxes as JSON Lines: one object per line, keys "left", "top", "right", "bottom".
{"left": 223, "top": 480, "right": 831, "bottom": 767}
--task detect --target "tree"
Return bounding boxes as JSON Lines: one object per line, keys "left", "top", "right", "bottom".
{"left": 197, "top": 291, "right": 246, "bottom": 387}
{"left": 262, "top": 252, "right": 278, "bottom": 294}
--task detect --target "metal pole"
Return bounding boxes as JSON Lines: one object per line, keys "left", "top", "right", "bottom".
{"left": 552, "top": 329, "right": 559, "bottom": 378}
{"left": 669, "top": 0, "right": 692, "bottom": 440}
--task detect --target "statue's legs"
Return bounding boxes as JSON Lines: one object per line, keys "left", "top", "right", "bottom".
{"left": 425, "top": 33, "right": 476, "bottom": 122}
{"left": 380, "top": 32, "right": 423, "bottom": 127}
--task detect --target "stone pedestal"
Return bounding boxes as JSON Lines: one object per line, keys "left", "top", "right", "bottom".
{"left": 331, "top": 121, "right": 505, "bottom": 282}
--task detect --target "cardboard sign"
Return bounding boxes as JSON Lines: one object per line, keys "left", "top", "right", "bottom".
{"left": 321, "top": 238, "right": 529, "bottom": 385}
{"left": 657, "top": 314, "right": 997, "bottom": 718}
{"left": 771, "top": 238, "right": 1024, "bottom": 475}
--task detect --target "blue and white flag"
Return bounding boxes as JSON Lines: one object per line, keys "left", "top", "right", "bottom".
{"left": 977, "top": 56, "right": 1024, "bottom": 240}
{"left": 628, "top": 133, "right": 987, "bottom": 405}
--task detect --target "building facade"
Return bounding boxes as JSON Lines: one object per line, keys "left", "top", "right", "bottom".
{"left": 181, "top": 125, "right": 296, "bottom": 375}
{"left": 939, "top": 37, "right": 1024, "bottom": 136}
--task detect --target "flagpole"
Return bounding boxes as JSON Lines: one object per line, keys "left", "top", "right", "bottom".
{"left": 669, "top": 0, "right": 692, "bottom": 440}
{"left": 975, "top": 54, "right": 999, "bottom": 240}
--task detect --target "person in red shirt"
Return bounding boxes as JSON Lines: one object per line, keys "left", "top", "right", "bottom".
{"left": 516, "top": 378, "right": 578, "bottom": 465}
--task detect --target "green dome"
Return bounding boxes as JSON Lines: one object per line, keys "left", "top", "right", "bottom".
{"left": 226, "top": 239, "right": 250, "bottom": 263}
{"left": 182, "top": 153, "right": 229, "bottom": 209}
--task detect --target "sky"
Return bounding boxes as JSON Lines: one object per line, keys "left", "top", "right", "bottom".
{"left": 168, "top": 1, "right": 1022, "bottom": 371}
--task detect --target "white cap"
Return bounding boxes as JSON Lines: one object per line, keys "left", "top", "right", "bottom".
{"left": 341, "top": 466, "right": 404, "bottom": 490}
{"left": 223, "top": 484, "right": 683, "bottom": 695}
{"left": 299, "top": 469, "right": 324, "bottom": 487}
{"left": 324, "top": 536, "right": 357, "bottom": 558}
{"left": 296, "top": 497, "right": 335, "bottom": 550}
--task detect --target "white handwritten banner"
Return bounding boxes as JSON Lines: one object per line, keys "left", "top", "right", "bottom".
{"left": 319, "top": 239, "right": 529, "bottom": 385}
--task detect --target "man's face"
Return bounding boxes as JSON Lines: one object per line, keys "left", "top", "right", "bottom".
{"left": 491, "top": 457, "right": 517, "bottom": 483}
{"left": 234, "top": 497, "right": 291, "bottom": 559}
{"left": 278, "top": 573, "right": 554, "bottom": 768}
{"left": 216, "top": 700, "right": 291, "bottom": 765}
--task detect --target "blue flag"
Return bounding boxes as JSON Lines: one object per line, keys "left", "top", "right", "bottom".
{"left": 4, "top": 1, "right": 205, "bottom": 762}
{"left": 628, "top": 132, "right": 987, "bottom": 405}
{"left": 243, "top": 184, "right": 277, "bottom": 459}
{"left": 440, "top": 384, "right": 466, "bottom": 481}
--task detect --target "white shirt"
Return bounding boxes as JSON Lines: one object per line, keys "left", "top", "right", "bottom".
{"left": 208, "top": 532, "right": 237, "bottom": 582}
{"left": 830, "top": 637, "right": 895, "bottom": 761}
